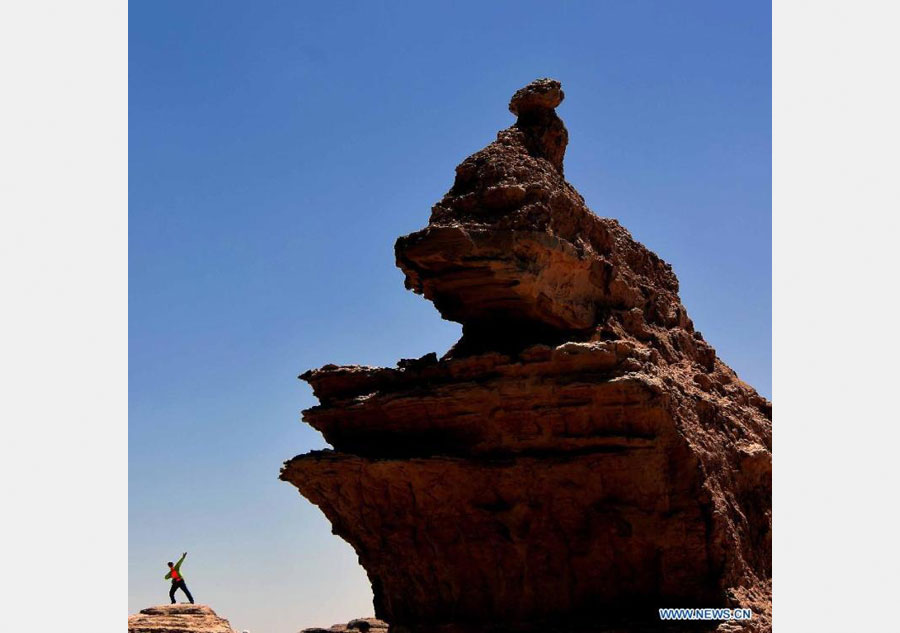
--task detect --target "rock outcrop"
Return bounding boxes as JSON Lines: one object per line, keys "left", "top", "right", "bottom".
{"left": 282, "top": 79, "right": 772, "bottom": 632}
{"left": 128, "top": 605, "right": 236, "bottom": 633}
{"left": 301, "top": 618, "right": 389, "bottom": 633}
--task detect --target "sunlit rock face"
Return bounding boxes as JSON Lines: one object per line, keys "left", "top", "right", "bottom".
{"left": 282, "top": 78, "right": 772, "bottom": 633}
{"left": 128, "top": 605, "right": 236, "bottom": 633}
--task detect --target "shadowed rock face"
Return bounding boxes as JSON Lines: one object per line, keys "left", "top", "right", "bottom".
{"left": 281, "top": 78, "right": 771, "bottom": 633}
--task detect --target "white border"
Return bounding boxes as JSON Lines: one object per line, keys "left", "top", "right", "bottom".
{"left": 0, "top": 2, "right": 127, "bottom": 631}
{"left": 774, "top": 1, "right": 900, "bottom": 630}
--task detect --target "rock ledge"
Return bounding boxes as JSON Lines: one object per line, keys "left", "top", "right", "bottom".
{"left": 128, "top": 605, "right": 236, "bottom": 633}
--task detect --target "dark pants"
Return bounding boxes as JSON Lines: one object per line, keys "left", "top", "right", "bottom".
{"left": 169, "top": 579, "right": 194, "bottom": 604}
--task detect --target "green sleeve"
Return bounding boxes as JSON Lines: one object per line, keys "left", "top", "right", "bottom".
{"left": 165, "top": 571, "right": 172, "bottom": 580}
{"left": 174, "top": 553, "right": 186, "bottom": 571}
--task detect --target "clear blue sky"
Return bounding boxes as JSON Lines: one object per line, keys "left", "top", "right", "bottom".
{"left": 129, "top": 2, "right": 770, "bottom": 631}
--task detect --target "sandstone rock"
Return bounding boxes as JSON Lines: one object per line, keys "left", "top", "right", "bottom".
{"left": 282, "top": 79, "right": 771, "bottom": 632}
{"left": 128, "top": 605, "right": 236, "bottom": 633}
{"left": 509, "top": 78, "right": 564, "bottom": 115}
{"left": 301, "top": 618, "right": 389, "bottom": 633}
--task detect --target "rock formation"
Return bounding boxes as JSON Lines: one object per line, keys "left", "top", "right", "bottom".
{"left": 128, "top": 605, "right": 236, "bottom": 633}
{"left": 301, "top": 618, "right": 389, "bottom": 633}
{"left": 282, "top": 79, "right": 772, "bottom": 632}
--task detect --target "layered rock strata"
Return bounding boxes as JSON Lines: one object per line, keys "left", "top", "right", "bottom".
{"left": 127, "top": 605, "right": 236, "bottom": 633}
{"left": 282, "top": 79, "right": 772, "bottom": 632}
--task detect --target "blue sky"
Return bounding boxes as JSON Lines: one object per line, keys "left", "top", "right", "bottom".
{"left": 129, "top": 2, "right": 770, "bottom": 631}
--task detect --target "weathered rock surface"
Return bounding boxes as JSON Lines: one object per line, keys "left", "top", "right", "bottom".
{"left": 128, "top": 605, "right": 236, "bottom": 633}
{"left": 282, "top": 78, "right": 771, "bottom": 632}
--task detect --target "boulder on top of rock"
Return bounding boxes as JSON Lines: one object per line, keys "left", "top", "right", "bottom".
{"left": 128, "top": 604, "right": 236, "bottom": 633}
{"left": 509, "top": 78, "right": 564, "bottom": 115}
{"left": 505, "top": 77, "right": 569, "bottom": 172}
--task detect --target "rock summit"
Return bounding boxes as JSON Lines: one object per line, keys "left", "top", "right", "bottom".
{"left": 128, "top": 605, "right": 236, "bottom": 633}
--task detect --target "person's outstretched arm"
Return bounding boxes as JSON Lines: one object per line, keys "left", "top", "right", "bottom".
{"left": 174, "top": 552, "right": 187, "bottom": 571}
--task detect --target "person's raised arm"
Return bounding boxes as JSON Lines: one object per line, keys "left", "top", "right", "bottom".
{"left": 174, "top": 552, "right": 187, "bottom": 571}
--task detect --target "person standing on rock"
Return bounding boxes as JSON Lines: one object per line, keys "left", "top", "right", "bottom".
{"left": 165, "top": 552, "right": 195, "bottom": 604}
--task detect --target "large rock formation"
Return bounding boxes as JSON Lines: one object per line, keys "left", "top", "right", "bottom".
{"left": 128, "top": 605, "right": 236, "bottom": 633}
{"left": 282, "top": 79, "right": 772, "bottom": 632}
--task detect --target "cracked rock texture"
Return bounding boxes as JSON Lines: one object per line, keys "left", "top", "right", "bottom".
{"left": 282, "top": 78, "right": 771, "bottom": 633}
{"left": 128, "top": 605, "right": 236, "bottom": 633}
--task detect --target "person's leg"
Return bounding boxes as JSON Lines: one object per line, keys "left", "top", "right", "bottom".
{"left": 180, "top": 581, "right": 194, "bottom": 604}
{"left": 169, "top": 582, "right": 177, "bottom": 604}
